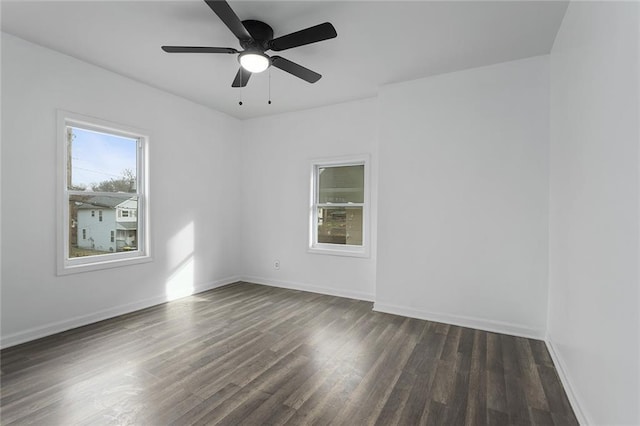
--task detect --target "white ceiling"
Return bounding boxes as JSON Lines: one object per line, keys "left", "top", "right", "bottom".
{"left": 1, "top": 0, "right": 568, "bottom": 119}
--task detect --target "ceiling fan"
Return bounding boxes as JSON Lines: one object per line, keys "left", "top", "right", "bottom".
{"left": 161, "top": 0, "right": 337, "bottom": 88}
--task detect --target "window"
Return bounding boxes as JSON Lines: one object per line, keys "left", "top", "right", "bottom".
{"left": 309, "top": 155, "right": 369, "bottom": 257}
{"left": 121, "top": 210, "right": 129, "bottom": 218}
{"left": 58, "top": 111, "right": 151, "bottom": 274}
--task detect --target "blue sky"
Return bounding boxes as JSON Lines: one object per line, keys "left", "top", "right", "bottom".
{"left": 70, "top": 127, "right": 137, "bottom": 189}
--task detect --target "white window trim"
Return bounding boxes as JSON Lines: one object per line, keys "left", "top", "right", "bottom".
{"left": 56, "top": 110, "right": 152, "bottom": 275}
{"left": 308, "top": 154, "right": 370, "bottom": 258}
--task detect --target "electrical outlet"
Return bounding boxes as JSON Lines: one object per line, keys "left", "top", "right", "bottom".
{"left": 274, "top": 260, "right": 280, "bottom": 270}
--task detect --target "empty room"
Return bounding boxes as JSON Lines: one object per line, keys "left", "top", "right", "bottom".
{"left": 1, "top": 0, "right": 638, "bottom": 425}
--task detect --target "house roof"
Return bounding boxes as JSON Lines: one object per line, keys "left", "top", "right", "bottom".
{"left": 76, "top": 196, "right": 135, "bottom": 210}
{"left": 116, "top": 222, "right": 137, "bottom": 231}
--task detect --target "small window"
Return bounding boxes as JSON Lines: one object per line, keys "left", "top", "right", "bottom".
{"left": 309, "top": 156, "right": 369, "bottom": 257}
{"left": 122, "top": 210, "right": 129, "bottom": 218}
{"left": 58, "top": 111, "right": 151, "bottom": 274}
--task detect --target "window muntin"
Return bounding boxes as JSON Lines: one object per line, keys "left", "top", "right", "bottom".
{"left": 310, "top": 158, "right": 368, "bottom": 256}
{"left": 59, "top": 112, "right": 150, "bottom": 274}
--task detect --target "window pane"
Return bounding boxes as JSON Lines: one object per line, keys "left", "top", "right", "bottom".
{"left": 67, "top": 126, "right": 137, "bottom": 193}
{"left": 318, "top": 165, "right": 364, "bottom": 203}
{"left": 317, "top": 207, "right": 363, "bottom": 246}
{"left": 69, "top": 194, "right": 139, "bottom": 258}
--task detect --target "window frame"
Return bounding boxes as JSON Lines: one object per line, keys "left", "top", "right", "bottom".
{"left": 308, "top": 155, "right": 370, "bottom": 258}
{"left": 57, "top": 111, "right": 152, "bottom": 275}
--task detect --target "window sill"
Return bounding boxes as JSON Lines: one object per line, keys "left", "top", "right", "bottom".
{"left": 58, "top": 254, "right": 152, "bottom": 276}
{"left": 308, "top": 245, "right": 369, "bottom": 258}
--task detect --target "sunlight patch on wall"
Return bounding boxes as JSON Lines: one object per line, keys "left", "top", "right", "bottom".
{"left": 166, "top": 257, "right": 195, "bottom": 301}
{"left": 165, "top": 221, "right": 195, "bottom": 301}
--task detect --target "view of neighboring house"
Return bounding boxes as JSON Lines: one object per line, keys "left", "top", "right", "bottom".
{"left": 76, "top": 196, "right": 137, "bottom": 252}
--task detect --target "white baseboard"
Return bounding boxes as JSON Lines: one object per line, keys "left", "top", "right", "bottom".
{"left": 373, "top": 302, "right": 545, "bottom": 340}
{"left": 241, "top": 275, "right": 375, "bottom": 302}
{"left": 545, "top": 337, "right": 590, "bottom": 425}
{"left": 0, "top": 275, "right": 240, "bottom": 349}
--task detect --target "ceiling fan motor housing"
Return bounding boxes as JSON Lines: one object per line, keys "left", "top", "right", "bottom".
{"left": 240, "top": 20, "right": 274, "bottom": 51}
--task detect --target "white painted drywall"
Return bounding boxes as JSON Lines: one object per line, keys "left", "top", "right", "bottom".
{"left": 240, "top": 99, "right": 378, "bottom": 301}
{"left": 1, "top": 34, "right": 243, "bottom": 347}
{"left": 548, "top": 2, "right": 640, "bottom": 424}
{"left": 375, "top": 56, "right": 550, "bottom": 338}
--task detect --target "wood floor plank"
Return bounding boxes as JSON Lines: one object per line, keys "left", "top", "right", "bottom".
{"left": 502, "top": 335, "right": 533, "bottom": 426}
{"left": 464, "top": 329, "right": 487, "bottom": 426}
{"left": 374, "top": 369, "right": 417, "bottom": 426}
{"left": 0, "top": 282, "right": 578, "bottom": 426}
{"left": 290, "top": 366, "right": 362, "bottom": 425}
{"left": 440, "top": 324, "right": 462, "bottom": 361}
{"left": 332, "top": 318, "right": 418, "bottom": 424}
{"left": 538, "top": 364, "right": 577, "bottom": 419}
{"left": 486, "top": 332, "right": 508, "bottom": 415}
{"left": 515, "top": 337, "right": 550, "bottom": 412}
{"left": 488, "top": 407, "right": 511, "bottom": 426}
{"left": 425, "top": 400, "right": 447, "bottom": 426}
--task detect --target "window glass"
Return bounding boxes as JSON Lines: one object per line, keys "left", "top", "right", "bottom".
{"left": 318, "top": 165, "right": 364, "bottom": 203}
{"left": 68, "top": 127, "right": 137, "bottom": 193}
{"left": 317, "top": 206, "right": 363, "bottom": 245}
{"left": 68, "top": 194, "right": 139, "bottom": 257}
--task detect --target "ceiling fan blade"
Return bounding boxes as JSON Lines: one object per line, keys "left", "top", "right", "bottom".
{"left": 269, "top": 22, "right": 337, "bottom": 52}
{"left": 204, "top": 0, "right": 252, "bottom": 42}
{"left": 232, "top": 67, "right": 251, "bottom": 87}
{"left": 271, "top": 56, "right": 321, "bottom": 83}
{"left": 162, "top": 46, "right": 238, "bottom": 54}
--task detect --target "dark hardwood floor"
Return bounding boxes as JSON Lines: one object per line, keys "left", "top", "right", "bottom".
{"left": 0, "top": 282, "right": 577, "bottom": 425}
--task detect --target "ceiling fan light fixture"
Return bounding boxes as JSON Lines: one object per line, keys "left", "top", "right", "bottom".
{"left": 239, "top": 52, "right": 270, "bottom": 73}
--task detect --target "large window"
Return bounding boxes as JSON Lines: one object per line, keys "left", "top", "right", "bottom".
{"left": 310, "top": 156, "right": 369, "bottom": 257}
{"left": 58, "top": 112, "right": 150, "bottom": 274}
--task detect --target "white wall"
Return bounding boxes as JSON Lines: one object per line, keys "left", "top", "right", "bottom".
{"left": 240, "top": 99, "right": 378, "bottom": 301}
{"left": 548, "top": 2, "right": 640, "bottom": 425}
{"left": 375, "top": 56, "right": 551, "bottom": 338}
{"left": 1, "top": 34, "right": 243, "bottom": 347}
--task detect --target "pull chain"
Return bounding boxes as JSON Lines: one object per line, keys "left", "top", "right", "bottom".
{"left": 238, "top": 85, "right": 243, "bottom": 106}
{"left": 268, "top": 68, "right": 272, "bottom": 105}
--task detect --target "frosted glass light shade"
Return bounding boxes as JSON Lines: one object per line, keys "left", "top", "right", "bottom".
{"left": 239, "top": 53, "right": 269, "bottom": 73}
